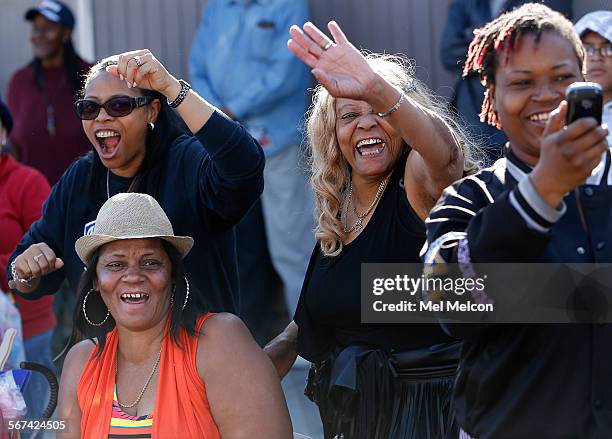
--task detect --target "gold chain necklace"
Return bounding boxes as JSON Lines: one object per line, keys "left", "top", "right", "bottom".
{"left": 342, "top": 173, "right": 391, "bottom": 233}
{"left": 115, "top": 346, "right": 162, "bottom": 409}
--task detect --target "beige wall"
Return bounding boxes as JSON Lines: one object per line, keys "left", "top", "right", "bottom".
{"left": 91, "top": 0, "right": 208, "bottom": 84}
{"left": 90, "top": 0, "right": 456, "bottom": 97}
{"left": 1, "top": 0, "right": 610, "bottom": 100}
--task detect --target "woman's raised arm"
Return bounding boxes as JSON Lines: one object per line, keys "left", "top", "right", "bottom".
{"left": 288, "top": 21, "right": 464, "bottom": 217}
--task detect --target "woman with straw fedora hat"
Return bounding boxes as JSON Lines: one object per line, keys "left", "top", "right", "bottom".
{"left": 56, "top": 193, "right": 292, "bottom": 438}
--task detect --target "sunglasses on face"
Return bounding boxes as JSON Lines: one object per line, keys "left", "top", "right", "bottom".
{"left": 584, "top": 45, "right": 612, "bottom": 58}
{"left": 74, "top": 95, "right": 154, "bottom": 120}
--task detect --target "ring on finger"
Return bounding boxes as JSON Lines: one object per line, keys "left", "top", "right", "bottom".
{"left": 130, "top": 56, "right": 143, "bottom": 67}
{"left": 33, "top": 253, "right": 44, "bottom": 263}
{"left": 323, "top": 41, "right": 333, "bottom": 51}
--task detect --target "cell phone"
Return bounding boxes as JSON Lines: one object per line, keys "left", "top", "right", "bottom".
{"left": 566, "top": 82, "right": 603, "bottom": 125}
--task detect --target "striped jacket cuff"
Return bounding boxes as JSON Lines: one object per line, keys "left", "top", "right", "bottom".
{"left": 509, "top": 176, "right": 566, "bottom": 232}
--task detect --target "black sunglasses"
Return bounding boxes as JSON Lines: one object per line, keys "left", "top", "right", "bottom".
{"left": 74, "top": 95, "right": 154, "bottom": 120}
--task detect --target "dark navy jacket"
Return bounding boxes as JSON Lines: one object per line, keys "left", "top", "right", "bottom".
{"left": 8, "top": 111, "right": 264, "bottom": 313}
{"left": 423, "top": 148, "right": 612, "bottom": 438}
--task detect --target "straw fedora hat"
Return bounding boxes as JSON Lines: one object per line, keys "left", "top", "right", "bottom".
{"left": 75, "top": 193, "right": 193, "bottom": 264}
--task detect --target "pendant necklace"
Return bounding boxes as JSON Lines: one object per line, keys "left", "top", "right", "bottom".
{"left": 43, "top": 75, "right": 67, "bottom": 137}
{"left": 115, "top": 346, "right": 163, "bottom": 409}
{"left": 343, "top": 173, "right": 391, "bottom": 234}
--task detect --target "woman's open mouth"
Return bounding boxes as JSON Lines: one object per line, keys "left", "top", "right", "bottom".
{"left": 120, "top": 292, "right": 150, "bottom": 305}
{"left": 95, "top": 130, "right": 121, "bottom": 159}
{"left": 355, "top": 138, "right": 386, "bottom": 157}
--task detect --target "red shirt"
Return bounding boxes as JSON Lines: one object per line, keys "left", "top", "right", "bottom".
{"left": 0, "top": 154, "right": 55, "bottom": 339}
{"left": 7, "top": 61, "right": 91, "bottom": 186}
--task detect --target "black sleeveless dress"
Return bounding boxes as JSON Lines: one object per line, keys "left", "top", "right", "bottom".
{"left": 294, "top": 160, "right": 460, "bottom": 439}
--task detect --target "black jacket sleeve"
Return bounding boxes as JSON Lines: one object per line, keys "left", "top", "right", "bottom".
{"left": 180, "top": 111, "right": 265, "bottom": 231}
{"left": 7, "top": 162, "right": 76, "bottom": 299}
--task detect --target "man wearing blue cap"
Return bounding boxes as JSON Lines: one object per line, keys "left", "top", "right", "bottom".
{"left": 575, "top": 10, "right": 612, "bottom": 145}
{"left": 7, "top": 0, "right": 90, "bottom": 185}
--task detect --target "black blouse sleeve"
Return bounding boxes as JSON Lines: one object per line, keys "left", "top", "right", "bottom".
{"left": 293, "top": 245, "right": 336, "bottom": 363}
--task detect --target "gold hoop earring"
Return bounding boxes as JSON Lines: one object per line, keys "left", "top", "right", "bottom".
{"left": 83, "top": 289, "right": 109, "bottom": 326}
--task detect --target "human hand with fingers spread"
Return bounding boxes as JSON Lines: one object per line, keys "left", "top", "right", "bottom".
{"left": 288, "top": 21, "right": 379, "bottom": 101}
{"left": 9, "top": 242, "right": 64, "bottom": 293}
{"left": 531, "top": 101, "right": 609, "bottom": 207}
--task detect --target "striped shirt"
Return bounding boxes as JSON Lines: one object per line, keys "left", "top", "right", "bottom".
{"left": 108, "top": 387, "right": 153, "bottom": 438}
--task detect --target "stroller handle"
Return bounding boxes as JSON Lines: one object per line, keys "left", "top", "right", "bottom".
{"left": 19, "top": 362, "right": 58, "bottom": 419}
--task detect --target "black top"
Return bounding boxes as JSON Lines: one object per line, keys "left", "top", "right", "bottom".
{"left": 9, "top": 111, "right": 264, "bottom": 313}
{"left": 294, "top": 160, "right": 455, "bottom": 363}
{"left": 423, "top": 149, "right": 612, "bottom": 438}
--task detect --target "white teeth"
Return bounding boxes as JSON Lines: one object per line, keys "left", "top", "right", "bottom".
{"left": 356, "top": 138, "right": 384, "bottom": 148}
{"left": 529, "top": 112, "right": 550, "bottom": 122}
{"left": 360, "top": 147, "right": 385, "bottom": 156}
{"left": 355, "top": 138, "right": 386, "bottom": 156}
{"left": 121, "top": 293, "right": 148, "bottom": 300}
{"left": 96, "top": 130, "right": 120, "bottom": 138}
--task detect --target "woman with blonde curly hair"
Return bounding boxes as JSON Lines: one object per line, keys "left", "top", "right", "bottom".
{"left": 266, "top": 20, "right": 479, "bottom": 438}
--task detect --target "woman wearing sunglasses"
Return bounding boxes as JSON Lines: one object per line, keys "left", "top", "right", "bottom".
{"left": 7, "top": 49, "right": 264, "bottom": 317}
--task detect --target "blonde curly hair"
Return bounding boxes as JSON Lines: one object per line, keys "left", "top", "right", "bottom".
{"left": 305, "top": 53, "right": 481, "bottom": 257}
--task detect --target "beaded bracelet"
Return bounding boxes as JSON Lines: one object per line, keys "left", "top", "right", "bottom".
{"left": 168, "top": 79, "right": 191, "bottom": 108}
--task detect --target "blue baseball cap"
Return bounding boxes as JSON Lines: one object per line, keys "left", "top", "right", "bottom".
{"left": 25, "top": 0, "right": 75, "bottom": 30}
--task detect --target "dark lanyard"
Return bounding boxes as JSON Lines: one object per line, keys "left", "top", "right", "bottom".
{"left": 43, "top": 74, "right": 67, "bottom": 137}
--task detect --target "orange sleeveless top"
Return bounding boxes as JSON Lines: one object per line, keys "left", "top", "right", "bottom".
{"left": 77, "top": 313, "right": 221, "bottom": 438}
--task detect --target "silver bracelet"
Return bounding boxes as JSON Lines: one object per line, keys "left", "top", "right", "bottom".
{"left": 167, "top": 79, "right": 191, "bottom": 108}
{"left": 10, "top": 259, "right": 32, "bottom": 286}
{"left": 376, "top": 92, "right": 406, "bottom": 118}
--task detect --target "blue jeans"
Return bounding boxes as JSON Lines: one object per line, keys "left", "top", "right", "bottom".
{"left": 22, "top": 330, "right": 55, "bottom": 420}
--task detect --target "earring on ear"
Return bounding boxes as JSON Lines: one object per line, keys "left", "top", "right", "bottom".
{"left": 149, "top": 122, "right": 155, "bottom": 130}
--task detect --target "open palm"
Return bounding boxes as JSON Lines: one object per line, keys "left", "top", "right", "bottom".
{"left": 288, "top": 21, "right": 377, "bottom": 100}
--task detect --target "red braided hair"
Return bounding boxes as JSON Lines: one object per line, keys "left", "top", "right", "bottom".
{"left": 462, "top": 3, "right": 584, "bottom": 129}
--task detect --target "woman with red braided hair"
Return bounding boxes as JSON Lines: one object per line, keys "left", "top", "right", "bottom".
{"left": 422, "top": 3, "right": 612, "bottom": 438}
